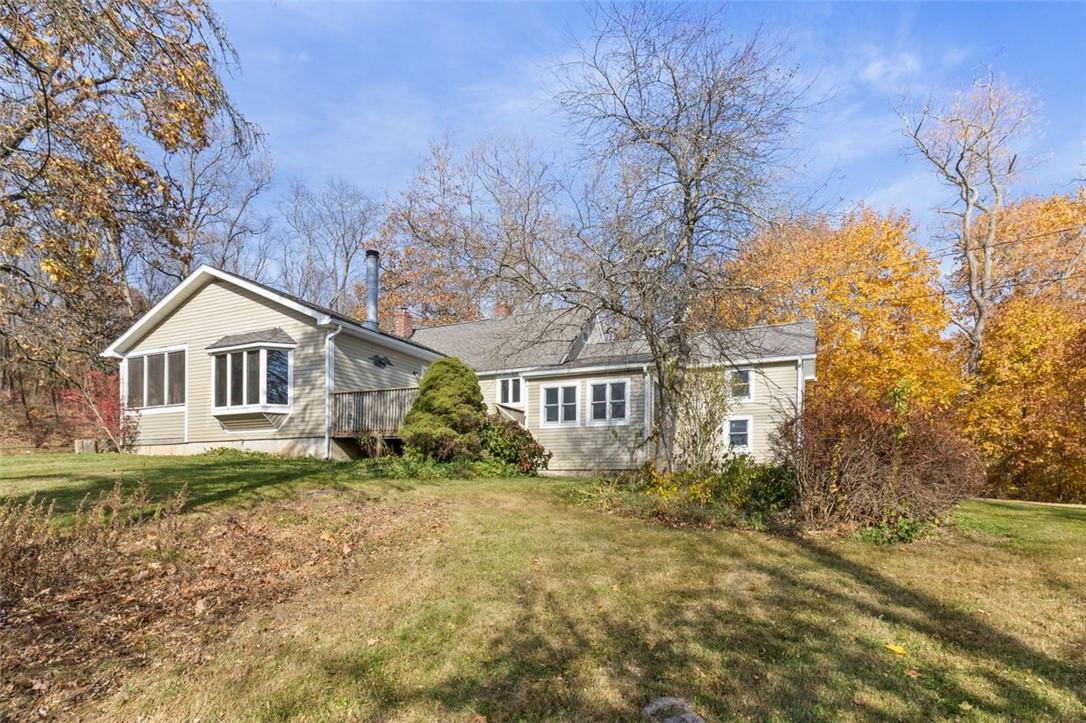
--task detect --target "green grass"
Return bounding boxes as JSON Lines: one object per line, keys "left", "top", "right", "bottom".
{"left": 3, "top": 454, "right": 1085, "bottom": 721}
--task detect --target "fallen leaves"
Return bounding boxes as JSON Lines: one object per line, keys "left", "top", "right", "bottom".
{"left": 884, "top": 643, "right": 908, "bottom": 656}
{"left": 1, "top": 495, "right": 447, "bottom": 719}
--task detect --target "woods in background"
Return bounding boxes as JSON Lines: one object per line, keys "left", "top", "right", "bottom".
{"left": 1, "top": 1, "right": 1082, "bottom": 501}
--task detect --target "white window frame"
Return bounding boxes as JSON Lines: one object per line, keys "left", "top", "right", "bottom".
{"left": 728, "top": 368, "right": 755, "bottom": 404}
{"left": 121, "top": 345, "right": 187, "bottom": 414}
{"left": 539, "top": 382, "right": 579, "bottom": 427}
{"left": 726, "top": 415, "right": 753, "bottom": 453}
{"left": 586, "top": 377, "right": 631, "bottom": 426}
{"left": 210, "top": 344, "right": 294, "bottom": 414}
{"left": 496, "top": 376, "right": 524, "bottom": 407}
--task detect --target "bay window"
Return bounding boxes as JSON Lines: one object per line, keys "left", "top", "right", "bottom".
{"left": 212, "top": 347, "right": 292, "bottom": 412}
{"left": 125, "top": 349, "right": 186, "bottom": 409}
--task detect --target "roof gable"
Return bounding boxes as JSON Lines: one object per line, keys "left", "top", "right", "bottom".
{"left": 102, "top": 265, "right": 442, "bottom": 361}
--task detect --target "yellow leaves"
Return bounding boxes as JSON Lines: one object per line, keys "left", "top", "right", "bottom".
{"left": 884, "top": 642, "right": 907, "bottom": 656}
{"left": 962, "top": 293, "right": 1086, "bottom": 499}
{"left": 724, "top": 207, "right": 960, "bottom": 409}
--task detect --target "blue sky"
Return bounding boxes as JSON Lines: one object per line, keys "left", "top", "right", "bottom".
{"left": 213, "top": 1, "right": 1086, "bottom": 245}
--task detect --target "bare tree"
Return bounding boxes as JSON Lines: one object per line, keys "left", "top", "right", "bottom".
{"left": 279, "top": 178, "right": 381, "bottom": 312}
{"left": 121, "top": 122, "right": 274, "bottom": 302}
{"left": 500, "top": 2, "right": 802, "bottom": 469}
{"left": 902, "top": 73, "right": 1033, "bottom": 374}
{"left": 383, "top": 137, "right": 569, "bottom": 319}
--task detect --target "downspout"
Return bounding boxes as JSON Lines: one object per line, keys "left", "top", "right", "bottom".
{"left": 642, "top": 364, "right": 652, "bottom": 463}
{"left": 324, "top": 324, "right": 343, "bottom": 459}
{"left": 796, "top": 357, "right": 805, "bottom": 416}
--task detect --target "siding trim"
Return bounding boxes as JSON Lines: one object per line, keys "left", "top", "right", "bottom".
{"left": 324, "top": 324, "right": 342, "bottom": 459}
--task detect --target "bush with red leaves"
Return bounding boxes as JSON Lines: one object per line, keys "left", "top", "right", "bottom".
{"left": 772, "top": 391, "right": 985, "bottom": 529}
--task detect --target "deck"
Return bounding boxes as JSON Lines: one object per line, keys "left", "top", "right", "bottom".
{"left": 332, "top": 387, "right": 418, "bottom": 438}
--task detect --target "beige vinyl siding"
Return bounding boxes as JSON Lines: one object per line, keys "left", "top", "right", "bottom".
{"left": 126, "top": 279, "right": 327, "bottom": 449}
{"left": 334, "top": 333, "right": 426, "bottom": 392}
{"left": 725, "top": 360, "right": 800, "bottom": 460}
{"left": 134, "top": 410, "right": 185, "bottom": 445}
{"left": 480, "top": 375, "right": 499, "bottom": 410}
{"left": 525, "top": 370, "right": 648, "bottom": 473}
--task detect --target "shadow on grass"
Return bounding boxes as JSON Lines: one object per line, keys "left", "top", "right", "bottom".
{"left": 1, "top": 456, "right": 417, "bottom": 515}
{"left": 268, "top": 532, "right": 1085, "bottom": 721}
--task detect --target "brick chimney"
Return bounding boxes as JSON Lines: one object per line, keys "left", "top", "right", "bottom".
{"left": 393, "top": 307, "right": 414, "bottom": 337}
{"left": 494, "top": 301, "right": 512, "bottom": 318}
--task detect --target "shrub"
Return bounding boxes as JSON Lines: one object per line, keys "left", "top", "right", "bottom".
{"left": 856, "top": 513, "right": 934, "bottom": 544}
{"left": 772, "top": 389, "right": 985, "bottom": 530}
{"left": 577, "top": 456, "right": 795, "bottom": 529}
{"left": 402, "top": 358, "right": 487, "bottom": 462}
{"left": 481, "top": 414, "right": 552, "bottom": 474}
{"left": 355, "top": 451, "right": 520, "bottom": 479}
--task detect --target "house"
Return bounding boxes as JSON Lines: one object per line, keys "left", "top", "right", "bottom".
{"left": 410, "top": 311, "right": 816, "bottom": 473}
{"left": 102, "top": 251, "right": 443, "bottom": 459}
{"left": 103, "top": 251, "right": 816, "bottom": 470}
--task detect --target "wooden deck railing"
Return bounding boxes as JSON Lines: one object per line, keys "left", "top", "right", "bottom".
{"left": 332, "top": 387, "right": 418, "bottom": 437}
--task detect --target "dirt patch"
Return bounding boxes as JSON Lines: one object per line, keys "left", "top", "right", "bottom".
{"left": 0, "top": 493, "right": 447, "bottom": 720}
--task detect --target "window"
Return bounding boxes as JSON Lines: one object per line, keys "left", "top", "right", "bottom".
{"left": 542, "top": 384, "right": 578, "bottom": 425}
{"left": 212, "top": 347, "right": 292, "bottom": 411}
{"left": 729, "top": 369, "right": 752, "bottom": 402}
{"left": 167, "top": 351, "right": 185, "bottom": 405}
{"left": 727, "top": 417, "right": 751, "bottom": 451}
{"left": 124, "top": 349, "right": 186, "bottom": 409}
{"left": 589, "top": 380, "right": 628, "bottom": 424}
{"left": 266, "top": 349, "right": 289, "bottom": 405}
{"left": 498, "top": 377, "right": 522, "bottom": 406}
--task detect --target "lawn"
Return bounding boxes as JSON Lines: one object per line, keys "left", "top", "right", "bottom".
{"left": 2, "top": 453, "right": 1085, "bottom": 721}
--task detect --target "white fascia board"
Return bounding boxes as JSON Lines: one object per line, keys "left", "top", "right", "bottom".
{"left": 520, "top": 353, "right": 817, "bottom": 379}
{"left": 475, "top": 366, "right": 538, "bottom": 378}
{"left": 101, "top": 265, "right": 329, "bottom": 358}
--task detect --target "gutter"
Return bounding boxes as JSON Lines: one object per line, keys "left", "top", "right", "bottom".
{"left": 324, "top": 324, "right": 343, "bottom": 459}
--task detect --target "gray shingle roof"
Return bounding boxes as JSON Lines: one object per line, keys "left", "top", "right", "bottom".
{"left": 537, "top": 321, "right": 816, "bottom": 372}
{"left": 207, "top": 327, "right": 296, "bottom": 350}
{"left": 413, "top": 315, "right": 816, "bottom": 375}
{"left": 692, "top": 320, "right": 817, "bottom": 362}
{"left": 409, "top": 307, "right": 591, "bottom": 372}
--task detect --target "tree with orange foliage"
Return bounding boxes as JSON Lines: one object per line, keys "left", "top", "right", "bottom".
{"left": 723, "top": 208, "right": 960, "bottom": 408}
{"left": 962, "top": 295, "right": 1086, "bottom": 502}
{"left": 984, "top": 188, "right": 1086, "bottom": 300}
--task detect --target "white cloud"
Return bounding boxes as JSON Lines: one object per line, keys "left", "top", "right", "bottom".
{"left": 859, "top": 50, "right": 922, "bottom": 91}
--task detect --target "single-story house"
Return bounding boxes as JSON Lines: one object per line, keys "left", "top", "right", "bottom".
{"left": 410, "top": 310, "right": 816, "bottom": 473}
{"left": 103, "top": 251, "right": 816, "bottom": 471}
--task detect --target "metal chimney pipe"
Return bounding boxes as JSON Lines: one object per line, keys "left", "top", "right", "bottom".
{"left": 364, "top": 249, "right": 379, "bottom": 330}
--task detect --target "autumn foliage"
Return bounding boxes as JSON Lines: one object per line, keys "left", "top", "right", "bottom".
{"left": 723, "top": 207, "right": 960, "bottom": 408}
{"left": 962, "top": 296, "right": 1086, "bottom": 502}
{"left": 774, "top": 391, "right": 985, "bottom": 529}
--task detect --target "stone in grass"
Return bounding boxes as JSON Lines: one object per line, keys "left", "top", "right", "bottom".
{"left": 642, "top": 696, "right": 706, "bottom": 723}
